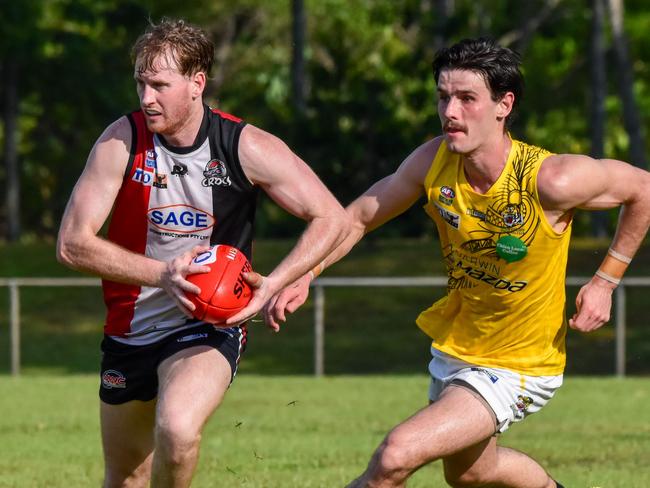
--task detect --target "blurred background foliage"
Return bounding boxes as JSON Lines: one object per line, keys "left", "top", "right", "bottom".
{"left": 1, "top": 0, "right": 649, "bottom": 241}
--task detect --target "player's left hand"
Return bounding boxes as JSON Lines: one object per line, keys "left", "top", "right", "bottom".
{"left": 224, "top": 271, "right": 275, "bottom": 328}
{"left": 569, "top": 276, "right": 616, "bottom": 332}
{"left": 262, "top": 274, "right": 312, "bottom": 331}
{"left": 160, "top": 245, "right": 212, "bottom": 318}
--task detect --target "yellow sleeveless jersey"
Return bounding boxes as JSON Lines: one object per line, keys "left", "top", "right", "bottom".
{"left": 417, "top": 138, "right": 570, "bottom": 375}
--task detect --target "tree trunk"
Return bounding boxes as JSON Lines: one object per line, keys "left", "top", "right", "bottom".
{"left": 2, "top": 56, "right": 20, "bottom": 241}
{"left": 498, "top": 0, "right": 562, "bottom": 53}
{"left": 590, "top": 0, "right": 609, "bottom": 237}
{"left": 432, "top": 0, "right": 454, "bottom": 53}
{"left": 291, "top": 0, "right": 307, "bottom": 117}
{"left": 607, "top": 0, "right": 646, "bottom": 167}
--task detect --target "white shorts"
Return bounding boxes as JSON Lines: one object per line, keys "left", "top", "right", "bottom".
{"left": 428, "top": 347, "right": 563, "bottom": 434}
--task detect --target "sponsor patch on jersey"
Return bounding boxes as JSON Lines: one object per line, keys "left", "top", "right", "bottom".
{"left": 148, "top": 204, "right": 215, "bottom": 234}
{"left": 102, "top": 369, "right": 126, "bottom": 389}
{"left": 132, "top": 167, "right": 154, "bottom": 186}
{"left": 438, "top": 186, "right": 456, "bottom": 205}
{"left": 171, "top": 162, "right": 188, "bottom": 177}
{"left": 496, "top": 235, "right": 528, "bottom": 263}
{"left": 177, "top": 332, "right": 209, "bottom": 343}
{"left": 202, "top": 159, "right": 232, "bottom": 187}
{"left": 145, "top": 149, "right": 157, "bottom": 168}
{"left": 433, "top": 202, "right": 460, "bottom": 229}
{"left": 153, "top": 173, "right": 168, "bottom": 189}
{"left": 466, "top": 208, "right": 486, "bottom": 221}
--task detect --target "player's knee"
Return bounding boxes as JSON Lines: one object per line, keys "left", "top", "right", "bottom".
{"left": 372, "top": 432, "right": 419, "bottom": 479}
{"left": 154, "top": 415, "right": 202, "bottom": 465}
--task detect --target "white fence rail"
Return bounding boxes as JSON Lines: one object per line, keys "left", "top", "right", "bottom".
{"left": 2, "top": 276, "right": 650, "bottom": 376}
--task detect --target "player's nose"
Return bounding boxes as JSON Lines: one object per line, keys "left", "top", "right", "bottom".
{"left": 442, "top": 97, "right": 460, "bottom": 119}
{"left": 140, "top": 84, "right": 156, "bottom": 106}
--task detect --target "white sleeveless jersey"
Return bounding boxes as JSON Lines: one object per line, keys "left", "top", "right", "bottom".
{"left": 103, "top": 106, "right": 257, "bottom": 345}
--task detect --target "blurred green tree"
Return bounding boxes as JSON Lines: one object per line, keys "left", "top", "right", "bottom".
{"left": 1, "top": 0, "right": 649, "bottom": 240}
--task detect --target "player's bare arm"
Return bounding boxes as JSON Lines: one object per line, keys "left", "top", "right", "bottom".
{"left": 538, "top": 154, "right": 650, "bottom": 331}
{"left": 56, "top": 117, "right": 210, "bottom": 314}
{"left": 263, "top": 137, "right": 443, "bottom": 329}
{"left": 224, "top": 124, "right": 351, "bottom": 326}
{"left": 334, "top": 137, "right": 442, "bottom": 260}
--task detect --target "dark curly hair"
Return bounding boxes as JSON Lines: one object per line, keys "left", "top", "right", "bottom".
{"left": 432, "top": 38, "right": 524, "bottom": 127}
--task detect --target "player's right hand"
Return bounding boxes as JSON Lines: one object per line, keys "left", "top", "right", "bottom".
{"left": 160, "top": 245, "right": 211, "bottom": 317}
{"left": 262, "top": 273, "right": 312, "bottom": 331}
{"left": 569, "top": 276, "right": 615, "bottom": 332}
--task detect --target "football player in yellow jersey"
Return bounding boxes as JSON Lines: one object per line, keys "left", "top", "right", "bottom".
{"left": 263, "top": 38, "right": 650, "bottom": 487}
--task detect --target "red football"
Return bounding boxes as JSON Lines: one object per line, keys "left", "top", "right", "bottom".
{"left": 185, "top": 245, "right": 253, "bottom": 323}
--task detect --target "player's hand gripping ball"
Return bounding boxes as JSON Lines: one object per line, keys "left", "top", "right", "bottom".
{"left": 185, "top": 245, "right": 253, "bottom": 323}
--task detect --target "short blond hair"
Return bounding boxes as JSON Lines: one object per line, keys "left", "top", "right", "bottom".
{"left": 132, "top": 18, "right": 214, "bottom": 77}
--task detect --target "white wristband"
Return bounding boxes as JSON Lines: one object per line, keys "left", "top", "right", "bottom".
{"left": 608, "top": 248, "right": 632, "bottom": 264}
{"left": 595, "top": 270, "right": 621, "bottom": 286}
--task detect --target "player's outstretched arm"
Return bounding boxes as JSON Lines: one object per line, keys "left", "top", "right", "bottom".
{"left": 262, "top": 137, "right": 442, "bottom": 329}
{"left": 56, "top": 118, "right": 210, "bottom": 315}
{"left": 538, "top": 154, "right": 650, "bottom": 331}
{"left": 224, "top": 125, "right": 351, "bottom": 327}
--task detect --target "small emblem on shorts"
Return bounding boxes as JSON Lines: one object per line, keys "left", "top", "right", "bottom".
{"left": 471, "top": 367, "right": 499, "bottom": 384}
{"left": 102, "top": 369, "right": 126, "bottom": 389}
{"left": 513, "top": 395, "right": 533, "bottom": 412}
{"left": 177, "top": 332, "right": 209, "bottom": 343}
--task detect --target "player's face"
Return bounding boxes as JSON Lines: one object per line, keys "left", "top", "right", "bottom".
{"left": 437, "top": 69, "right": 510, "bottom": 154}
{"left": 134, "top": 53, "right": 201, "bottom": 138}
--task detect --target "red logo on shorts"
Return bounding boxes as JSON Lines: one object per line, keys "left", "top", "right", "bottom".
{"left": 102, "top": 369, "right": 127, "bottom": 389}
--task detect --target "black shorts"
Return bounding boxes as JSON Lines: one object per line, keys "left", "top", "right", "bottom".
{"left": 99, "top": 324, "right": 247, "bottom": 405}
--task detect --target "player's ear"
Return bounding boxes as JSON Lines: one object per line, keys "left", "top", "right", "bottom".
{"left": 191, "top": 71, "right": 206, "bottom": 100}
{"left": 496, "top": 92, "right": 514, "bottom": 121}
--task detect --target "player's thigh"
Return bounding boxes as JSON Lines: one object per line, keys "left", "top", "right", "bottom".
{"left": 156, "top": 345, "right": 232, "bottom": 435}
{"left": 385, "top": 386, "right": 496, "bottom": 464}
{"left": 442, "top": 435, "right": 496, "bottom": 484}
{"left": 101, "top": 399, "right": 156, "bottom": 474}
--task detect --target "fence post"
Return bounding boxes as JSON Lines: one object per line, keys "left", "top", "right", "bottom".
{"left": 9, "top": 280, "right": 20, "bottom": 376}
{"left": 615, "top": 284, "right": 626, "bottom": 377}
{"left": 314, "top": 284, "right": 325, "bottom": 377}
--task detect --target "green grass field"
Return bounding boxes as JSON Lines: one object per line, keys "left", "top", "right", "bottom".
{"left": 1, "top": 239, "right": 650, "bottom": 486}
{"left": 1, "top": 375, "right": 649, "bottom": 487}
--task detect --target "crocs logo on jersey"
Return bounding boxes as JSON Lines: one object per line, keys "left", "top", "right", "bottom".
{"left": 102, "top": 369, "right": 126, "bottom": 389}
{"left": 148, "top": 205, "right": 215, "bottom": 233}
{"left": 202, "top": 159, "right": 232, "bottom": 187}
